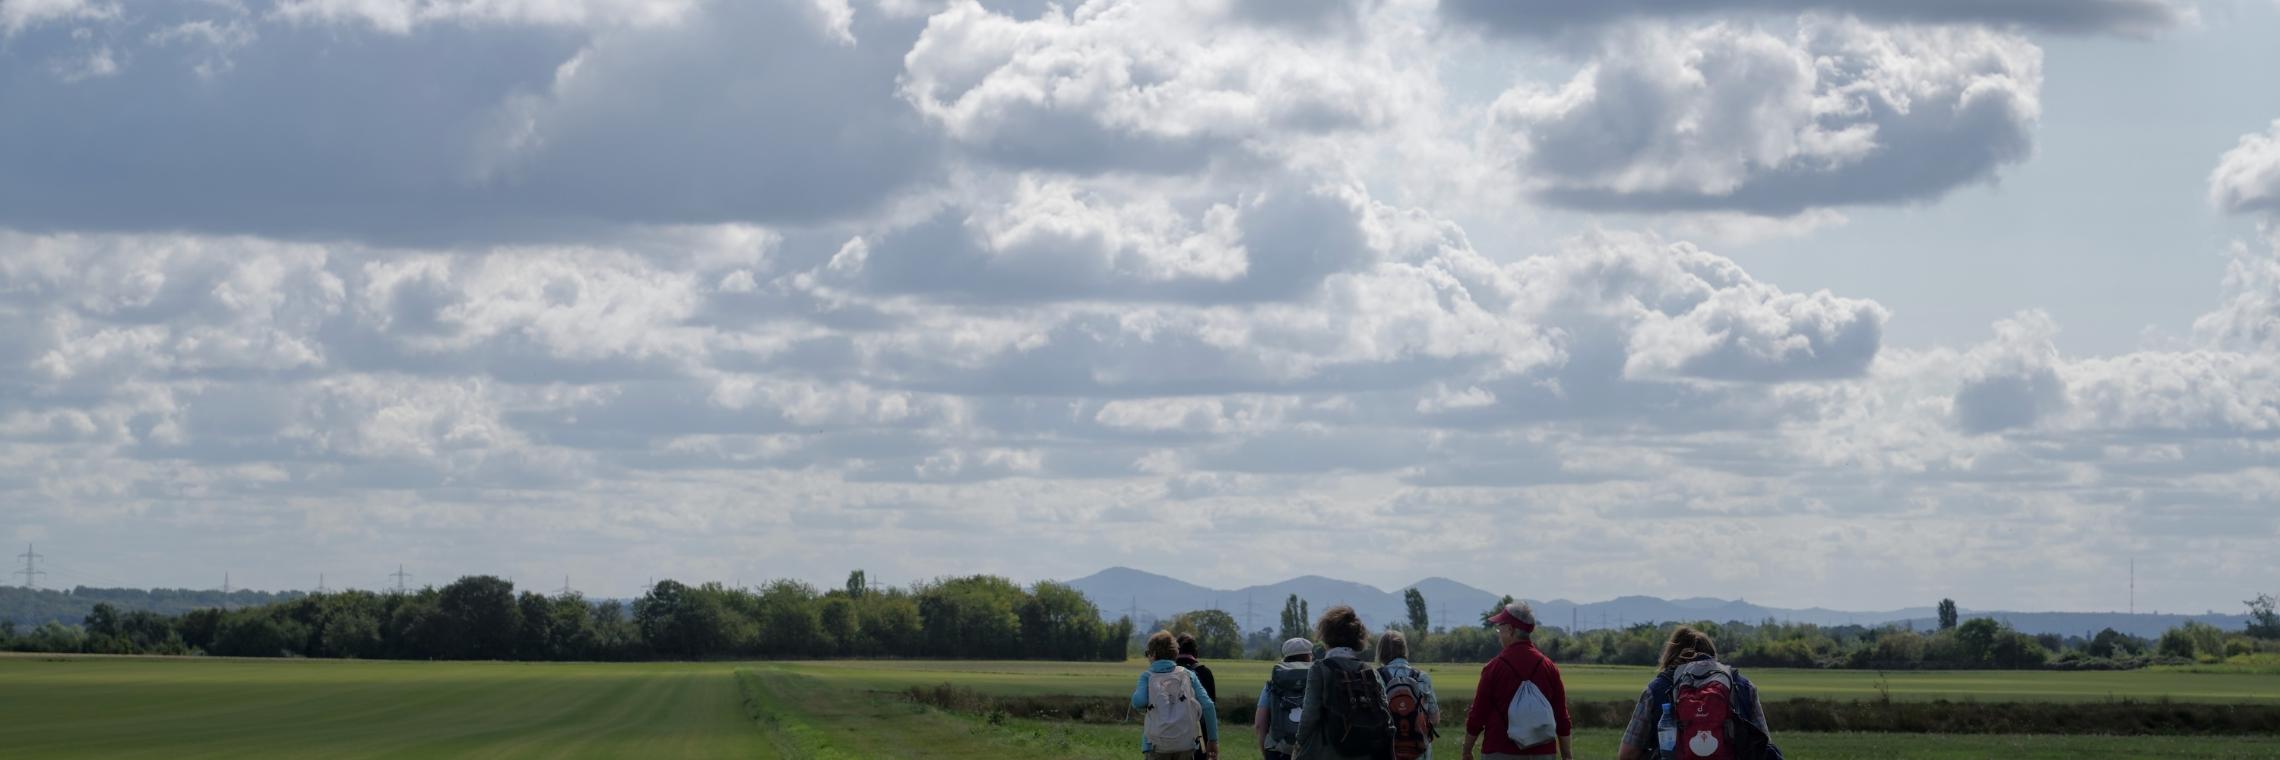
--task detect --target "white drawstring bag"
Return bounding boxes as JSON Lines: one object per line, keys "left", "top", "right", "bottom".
{"left": 1505, "top": 662, "right": 1557, "bottom": 748}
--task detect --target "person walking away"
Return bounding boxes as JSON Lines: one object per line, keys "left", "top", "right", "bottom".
{"left": 1296, "top": 605, "right": 1394, "bottom": 760}
{"left": 1461, "top": 601, "right": 1571, "bottom": 760}
{"left": 1255, "top": 638, "right": 1314, "bottom": 760}
{"left": 1377, "top": 631, "right": 1440, "bottom": 760}
{"left": 1616, "top": 626, "right": 1780, "bottom": 760}
{"left": 1177, "top": 632, "right": 1221, "bottom": 702}
{"left": 1133, "top": 630, "right": 1221, "bottom": 760}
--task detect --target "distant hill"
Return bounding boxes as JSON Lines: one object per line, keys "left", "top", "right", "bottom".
{"left": 1895, "top": 611, "right": 2250, "bottom": 641}
{"left": 1059, "top": 567, "right": 2243, "bottom": 639}
{"left": 1, "top": 586, "right": 303, "bottom": 628}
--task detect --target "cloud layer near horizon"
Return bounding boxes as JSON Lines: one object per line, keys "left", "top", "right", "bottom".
{"left": 0, "top": 0, "right": 2274, "bottom": 613}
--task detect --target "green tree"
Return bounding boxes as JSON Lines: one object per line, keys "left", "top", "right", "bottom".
{"left": 636, "top": 580, "right": 731, "bottom": 658}
{"left": 1953, "top": 618, "right": 2001, "bottom": 663}
{"left": 1990, "top": 630, "right": 2048, "bottom": 668}
{"left": 546, "top": 594, "right": 598, "bottom": 660}
{"left": 211, "top": 612, "right": 307, "bottom": 657}
{"left": 1482, "top": 595, "right": 1514, "bottom": 629}
{"left": 819, "top": 595, "right": 859, "bottom": 656}
{"left": 853, "top": 589, "right": 921, "bottom": 657}
{"left": 755, "top": 580, "right": 823, "bottom": 656}
{"left": 1937, "top": 599, "right": 1959, "bottom": 631}
{"left": 916, "top": 576, "right": 1025, "bottom": 659}
{"left": 2158, "top": 621, "right": 2227, "bottom": 662}
{"left": 1167, "top": 609, "right": 1242, "bottom": 659}
{"left": 1869, "top": 629, "right": 1926, "bottom": 664}
{"left": 2086, "top": 627, "right": 2135, "bottom": 659}
{"left": 1102, "top": 615, "right": 1136, "bottom": 661}
{"left": 83, "top": 603, "right": 121, "bottom": 639}
{"left": 2246, "top": 594, "right": 2280, "bottom": 640}
{"left": 1019, "top": 581, "right": 1105, "bottom": 661}
{"left": 588, "top": 599, "right": 639, "bottom": 659}
{"left": 1404, "top": 588, "right": 1430, "bottom": 642}
{"left": 308, "top": 592, "right": 385, "bottom": 659}
{"left": 436, "top": 575, "right": 522, "bottom": 660}
{"left": 1278, "top": 594, "right": 1310, "bottom": 642}
{"left": 846, "top": 570, "right": 868, "bottom": 599}
{"left": 516, "top": 591, "right": 557, "bottom": 660}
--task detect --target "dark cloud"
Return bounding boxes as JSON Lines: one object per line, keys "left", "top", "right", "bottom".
{"left": 1486, "top": 19, "right": 2039, "bottom": 216}
{"left": 0, "top": 1, "right": 934, "bottom": 244}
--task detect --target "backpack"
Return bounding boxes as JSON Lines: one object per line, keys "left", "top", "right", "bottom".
{"left": 1319, "top": 656, "right": 1394, "bottom": 758}
{"left": 1503, "top": 656, "right": 1557, "bottom": 748}
{"left": 1142, "top": 666, "right": 1202, "bottom": 752}
{"left": 1665, "top": 660, "right": 1782, "bottom": 760}
{"left": 1378, "top": 664, "right": 1434, "bottom": 760}
{"left": 1266, "top": 664, "right": 1309, "bottom": 752}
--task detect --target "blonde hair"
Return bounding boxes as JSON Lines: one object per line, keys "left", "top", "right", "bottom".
{"left": 1659, "top": 626, "right": 1717, "bottom": 672}
{"left": 1378, "top": 630, "right": 1407, "bottom": 663}
{"left": 1145, "top": 630, "right": 1178, "bottom": 661}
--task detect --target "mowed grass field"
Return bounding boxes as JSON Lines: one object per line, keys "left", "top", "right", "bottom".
{"left": 4, "top": 655, "right": 2279, "bottom": 759}
{"left": 0, "top": 656, "right": 763, "bottom": 759}
{"left": 773, "top": 658, "right": 2280, "bottom": 704}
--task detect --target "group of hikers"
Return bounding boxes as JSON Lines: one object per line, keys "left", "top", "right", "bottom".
{"left": 1130, "top": 601, "right": 1781, "bottom": 760}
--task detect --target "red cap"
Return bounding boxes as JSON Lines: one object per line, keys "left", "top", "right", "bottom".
{"left": 1486, "top": 601, "right": 1537, "bottom": 632}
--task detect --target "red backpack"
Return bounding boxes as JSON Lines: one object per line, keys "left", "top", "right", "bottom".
{"left": 1378, "top": 665, "right": 1432, "bottom": 760}
{"left": 1670, "top": 660, "right": 1736, "bottom": 759}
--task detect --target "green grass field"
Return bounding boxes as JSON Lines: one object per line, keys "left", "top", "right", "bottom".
{"left": 772, "top": 657, "right": 2280, "bottom": 704}
{"left": 3, "top": 655, "right": 2277, "bottom": 758}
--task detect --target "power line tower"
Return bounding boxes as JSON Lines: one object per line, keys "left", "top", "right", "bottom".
{"left": 317, "top": 573, "right": 328, "bottom": 594}
{"left": 1243, "top": 595, "right": 1255, "bottom": 633}
{"left": 14, "top": 543, "right": 44, "bottom": 589}
{"left": 390, "top": 564, "right": 413, "bottom": 594}
{"left": 557, "top": 575, "right": 574, "bottom": 597}
{"left": 221, "top": 573, "right": 232, "bottom": 611}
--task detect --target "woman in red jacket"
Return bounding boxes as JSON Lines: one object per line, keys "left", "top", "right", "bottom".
{"left": 1462, "top": 601, "right": 1572, "bottom": 760}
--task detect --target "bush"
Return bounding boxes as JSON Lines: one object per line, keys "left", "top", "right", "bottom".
{"left": 2159, "top": 621, "right": 2229, "bottom": 663}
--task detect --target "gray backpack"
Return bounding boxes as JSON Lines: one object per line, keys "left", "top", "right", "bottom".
{"left": 1266, "top": 664, "right": 1309, "bottom": 751}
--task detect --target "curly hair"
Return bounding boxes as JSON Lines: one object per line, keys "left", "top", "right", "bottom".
{"left": 1146, "top": 630, "right": 1179, "bottom": 662}
{"left": 1315, "top": 605, "right": 1368, "bottom": 650}
{"left": 1659, "top": 625, "right": 1718, "bottom": 672}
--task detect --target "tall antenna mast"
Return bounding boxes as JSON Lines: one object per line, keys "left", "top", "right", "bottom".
{"left": 12, "top": 543, "right": 43, "bottom": 590}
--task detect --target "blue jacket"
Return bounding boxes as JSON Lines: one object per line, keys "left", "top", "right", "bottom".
{"left": 1132, "top": 659, "right": 1220, "bottom": 751}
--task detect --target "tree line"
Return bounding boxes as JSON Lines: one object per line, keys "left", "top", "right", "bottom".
{"left": 0, "top": 572, "right": 1132, "bottom": 662}
{"left": 0, "top": 585, "right": 301, "bottom": 628}
{"left": 8, "top": 578, "right": 2276, "bottom": 670}
{"left": 1152, "top": 593, "right": 2280, "bottom": 671}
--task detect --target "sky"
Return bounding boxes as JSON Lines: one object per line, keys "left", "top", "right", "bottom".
{"left": 3, "top": 0, "right": 2279, "bottom": 615}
